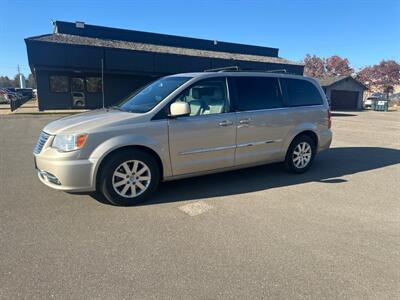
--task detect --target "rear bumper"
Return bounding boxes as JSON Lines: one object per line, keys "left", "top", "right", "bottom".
{"left": 318, "top": 129, "right": 332, "bottom": 152}
{"left": 34, "top": 155, "right": 97, "bottom": 192}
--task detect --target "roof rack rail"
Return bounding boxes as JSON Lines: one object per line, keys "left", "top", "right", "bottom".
{"left": 203, "top": 66, "right": 291, "bottom": 74}
{"left": 260, "top": 69, "right": 287, "bottom": 73}
{"left": 204, "top": 66, "right": 239, "bottom": 72}
{"left": 237, "top": 68, "right": 289, "bottom": 74}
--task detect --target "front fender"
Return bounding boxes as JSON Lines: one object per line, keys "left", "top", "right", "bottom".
{"left": 89, "top": 133, "right": 171, "bottom": 187}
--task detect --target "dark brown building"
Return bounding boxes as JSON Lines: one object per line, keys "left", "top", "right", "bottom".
{"left": 25, "top": 21, "right": 304, "bottom": 111}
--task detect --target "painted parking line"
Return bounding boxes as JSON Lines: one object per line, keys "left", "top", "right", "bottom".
{"left": 178, "top": 201, "right": 213, "bottom": 216}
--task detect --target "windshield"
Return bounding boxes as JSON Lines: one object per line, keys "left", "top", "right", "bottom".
{"left": 119, "top": 76, "right": 192, "bottom": 113}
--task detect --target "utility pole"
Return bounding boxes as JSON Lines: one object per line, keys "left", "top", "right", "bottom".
{"left": 17, "top": 64, "right": 26, "bottom": 88}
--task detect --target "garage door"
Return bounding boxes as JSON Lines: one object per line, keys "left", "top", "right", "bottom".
{"left": 330, "top": 90, "right": 359, "bottom": 110}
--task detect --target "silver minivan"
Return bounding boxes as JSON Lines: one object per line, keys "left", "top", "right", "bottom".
{"left": 33, "top": 71, "right": 332, "bottom": 205}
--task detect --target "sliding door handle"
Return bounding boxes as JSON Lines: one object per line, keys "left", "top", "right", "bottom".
{"left": 218, "top": 120, "right": 233, "bottom": 127}
{"left": 239, "top": 118, "right": 251, "bottom": 124}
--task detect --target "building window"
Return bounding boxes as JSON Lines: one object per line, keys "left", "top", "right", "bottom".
{"left": 86, "top": 77, "right": 102, "bottom": 93}
{"left": 71, "top": 77, "right": 85, "bottom": 92}
{"left": 49, "top": 76, "right": 69, "bottom": 93}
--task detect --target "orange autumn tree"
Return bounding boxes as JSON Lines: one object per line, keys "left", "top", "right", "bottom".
{"left": 304, "top": 54, "right": 353, "bottom": 79}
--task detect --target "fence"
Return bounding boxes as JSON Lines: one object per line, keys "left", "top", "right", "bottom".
{"left": 10, "top": 95, "right": 31, "bottom": 112}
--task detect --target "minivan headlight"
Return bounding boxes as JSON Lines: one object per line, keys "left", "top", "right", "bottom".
{"left": 52, "top": 133, "right": 88, "bottom": 152}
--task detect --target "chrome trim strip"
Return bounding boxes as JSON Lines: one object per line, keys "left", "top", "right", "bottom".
{"left": 234, "top": 105, "right": 325, "bottom": 114}
{"left": 179, "top": 145, "right": 236, "bottom": 156}
{"left": 237, "top": 139, "right": 282, "bottom": 148}
{"left": 180, "top": 139, "right": 282, "bottom": 155}
{"left": 38, "top": 170, "right": 61, "bottom": 185}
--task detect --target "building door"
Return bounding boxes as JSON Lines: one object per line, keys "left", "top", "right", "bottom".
{"left": 71, "top": 77, "right": 86, "bottom": 108}
{"left": 330, "top": 90, "right": 358, "bottom": 110}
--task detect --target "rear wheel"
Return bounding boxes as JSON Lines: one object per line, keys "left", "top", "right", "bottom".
{"left": 285, "top": 135, "right": 316, "bottom": 174}
{"left": 98, "top": 150, "right": 160, "bottom": 206}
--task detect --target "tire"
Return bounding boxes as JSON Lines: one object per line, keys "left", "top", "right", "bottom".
{"left": 98, "top": 149, "right": 160, "bottom": 206}
{"left": 285, "top": 135, "right": 316, "bottom": 174}
{"left": 74, "top": 101, "right": 84, "bottom": 107}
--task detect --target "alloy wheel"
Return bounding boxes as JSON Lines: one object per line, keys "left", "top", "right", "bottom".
{"left": 292, "top": 142, "right": 312, "bottom": 169}
{"left": 112, "top": 160, "right": 151, "bottom": 198}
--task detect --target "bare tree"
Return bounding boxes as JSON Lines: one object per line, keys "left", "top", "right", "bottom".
{"left": 27, "top": 74, "right": 36, "bottom": 88}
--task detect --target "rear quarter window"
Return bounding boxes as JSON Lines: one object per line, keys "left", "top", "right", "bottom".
{"left": 282, "top": 78, "right": 323, "bottom": 107}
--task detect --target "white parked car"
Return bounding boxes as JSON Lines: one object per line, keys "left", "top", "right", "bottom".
{"left": 364, "top": 93, "right": 387, "bottom": 109}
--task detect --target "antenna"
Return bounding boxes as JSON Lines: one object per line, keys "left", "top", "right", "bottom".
{"left": 101, "top": 58, "right": 105, "bottom": 109}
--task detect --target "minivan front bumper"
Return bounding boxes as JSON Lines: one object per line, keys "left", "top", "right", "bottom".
{"left": 34, "top": 154, "right": 96, "bottom": 192}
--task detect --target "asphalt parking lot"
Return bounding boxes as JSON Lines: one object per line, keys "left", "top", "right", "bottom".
{"left": 0, "top": 111, "right": 399, "bottom": 299}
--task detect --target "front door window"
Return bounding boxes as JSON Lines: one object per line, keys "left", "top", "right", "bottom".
{"left": 175, "top": 78, "right": 229, "bottom": 116}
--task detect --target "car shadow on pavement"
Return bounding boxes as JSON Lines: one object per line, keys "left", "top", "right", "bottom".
{"left": 90, "top": 147, "right": 400, "bottom": 206}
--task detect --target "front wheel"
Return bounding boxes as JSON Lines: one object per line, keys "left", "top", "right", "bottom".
{"left": 285, "top": 135, "right": 316, "bottom": 174}
{"left": 98, "top": 150, "right": 160, "bottom": 206}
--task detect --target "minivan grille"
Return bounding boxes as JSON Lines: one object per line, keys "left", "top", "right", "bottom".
{"left": 33, "top": 131, "right": 50, "bottom": 154}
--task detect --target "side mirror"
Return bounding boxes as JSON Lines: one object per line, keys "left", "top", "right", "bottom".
{"left": 169, "top": 101, "right": 190, "bottom": 118}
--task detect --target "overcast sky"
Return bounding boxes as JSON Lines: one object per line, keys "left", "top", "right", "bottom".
{"left": 0, "top": 0, "right": 399, "bottom": 77}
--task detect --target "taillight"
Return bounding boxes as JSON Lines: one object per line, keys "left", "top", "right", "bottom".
{"left": 327, "top": 110, "right": 332, "bottom": 129}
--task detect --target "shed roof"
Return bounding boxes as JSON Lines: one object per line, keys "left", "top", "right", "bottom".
{"left": 27, "top": 33, "right": 303, "bottom": 67}
{"left": 319, "top": 76, "right": 368, "bottom": 90}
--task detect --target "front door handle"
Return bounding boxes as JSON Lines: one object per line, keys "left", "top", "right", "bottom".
{"left": 239, "top": 118, "right": 251, "bottom": 124}
{"left": 219, "top": 120, "right": 233, "bottom": 127}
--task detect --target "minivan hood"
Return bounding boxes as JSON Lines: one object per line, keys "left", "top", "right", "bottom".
{"left": 43, "top": 109, "right": 142, "bottom": 135}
